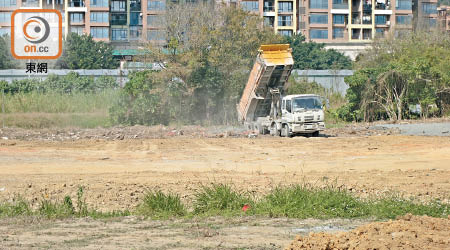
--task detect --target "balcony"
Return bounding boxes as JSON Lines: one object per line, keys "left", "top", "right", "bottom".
{"left": 375, "top": 2, "right": 390, "bottom": 10}
{"left": 69, "top": 0, "right": 85, "bottom": 7}
{"left": 21, "top": 0, "right": 39, "bottom": 7}
{"left": 68, "top": 0, "right": 87, "bottom": 12}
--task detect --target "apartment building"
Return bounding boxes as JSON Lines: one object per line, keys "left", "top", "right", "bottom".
{"left": 0, "top": 0, "right": 442, "bottom": 57}
{"left": 0, "top": 0, "right": 165, "bottom": 44}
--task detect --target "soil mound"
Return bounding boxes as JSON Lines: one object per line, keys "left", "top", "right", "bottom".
{"left": 286, "top": 214, "right": 450, "bottom": 250}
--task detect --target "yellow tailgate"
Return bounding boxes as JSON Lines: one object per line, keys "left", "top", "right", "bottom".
{"left": 259, "top": 44, "right": 293, "bottom": 66}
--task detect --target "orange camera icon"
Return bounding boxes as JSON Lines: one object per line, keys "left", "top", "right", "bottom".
{"left": 11, "top": 9, "right": 62, "bottom": 60}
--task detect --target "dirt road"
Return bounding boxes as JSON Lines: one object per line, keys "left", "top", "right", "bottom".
{"left": 1, "top": 135, "right": 449, "bottom": 211}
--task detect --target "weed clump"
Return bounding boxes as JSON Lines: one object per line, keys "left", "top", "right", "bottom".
{"left": 0, "top": 198, "right": 32, "bottom": 217}
{"left": 136, "top": 190, "right": 186, "bottom": 218}
{"left": 255, "top": 184, "right": 368, "bottom": 219}
{"left": 193, "top": 183, "right": 253, "bottom": 215}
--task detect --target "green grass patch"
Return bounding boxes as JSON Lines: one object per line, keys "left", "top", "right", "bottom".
{"left": 136, "top": 190, "right": 186, "bottom": 219}
{"left": 0, "top": 198, "right": 32, "bottom": 217}
{"left": 368, "top": 196, "right": 449, "bottom": 219}
{"left": 255, "top": 184, "right": 369, "bottom": 219}
{"left": 193, "top": 183, "right": 253, "bottom": 216}
{"left": 0, "top": 184, "right": 448, "bottom": 220}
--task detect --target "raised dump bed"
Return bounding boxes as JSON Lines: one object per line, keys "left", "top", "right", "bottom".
{"left": 237, "top": 44, "right": 294, "bottom": 124}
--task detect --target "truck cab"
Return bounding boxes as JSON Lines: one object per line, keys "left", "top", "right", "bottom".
{"left": 276, "top": 94, "right": 325, "bottom": 137}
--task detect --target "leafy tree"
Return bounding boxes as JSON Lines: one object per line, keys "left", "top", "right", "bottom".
{"left": 283, "top": 34, "right": 352, "bottom": 70}
{"left": 56, "top": 33, "right": 118, "bottom": 69}
{"left": 112, "top": 3, "right": 282, "bottom": 125}
{"left": 344, "top": 31, "right": 450, "bottom": 121}
{"left": 0, "top": 35, "right": 17, "bottom": 69}
{"left": 109, "top": 70, "right": 170, "bottom": 125}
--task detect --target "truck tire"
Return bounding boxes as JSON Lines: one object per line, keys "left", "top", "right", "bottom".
{"left": 312, "top": 131, "right": 319, "bottom": 137}
{"left": 258, "top": 125, "right": 264, "bottom": 135}
{"left": 270, "top": 123, "right": 279, "bottom": 136}
{"left": 281, "top": 124, "right": 292, "bottom": 138}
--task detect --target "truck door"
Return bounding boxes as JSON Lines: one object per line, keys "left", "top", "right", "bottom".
{"left": 282, "top": 99, "right": 293, "bottom": 123}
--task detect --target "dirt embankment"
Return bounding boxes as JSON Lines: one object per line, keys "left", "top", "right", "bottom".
{"left": 286, "top": 214, "right": 450, "bottom": 250}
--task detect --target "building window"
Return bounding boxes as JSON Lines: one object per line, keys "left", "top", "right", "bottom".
{"left": 264, "top": 16, "right": 274, "bottom": 27}
{"left": 90, "top": 27, "right": 108, "bottom": 38}
{"left": 130, "top": 26, "right": 142, "bottom": 39}
{"left": 147, "top": 15, "right": 163, "bottom": 26}
{"left": 147, "top": 30, "right": 165, "bottom": 41}
{"left": 332, "top": 0, "right": 347, "bottom": 9}
{"left": 111, "top": 0, "right": 126, "bottom": 11}
{"left": 395, "top": 0, "right": 411, "bottom": 10}
{"left": 278, "top": 15, "right": 292, "bottom": 26}
{"left": 310, "top": 29, "right": 328, "bottom": 39}
{"left": 111, "top": 28, "right": 127, "bottom": 41}
{"left": 130, "top": 0, "right": 141, "bottom": 11}
{"left": 310, "top": 0, "right": 328, "bottom": 9}
{"left": 427, "top": 18, "right": 437, "bottom": 27}
{"left": 396, "top": 15, "right": 412, "bottom": 25}
{"left": 333, "top": 14, "right": 346, "bottom": 24}
{"left": 90, "top": 0, "right": 107, "bottom": 7}
{"left": 147, "top": 0, "right": 165, "bottom": 10}
{"left": 375, "top": 28, "right": 384, "bottom": 37}
{"left": 241, "top": 1, "right": 259, "bottom": 11}
{"left": 111, "top": 13, "right": 127, "bottom": 25}
{"left": 70, "top": 13, "right": 84, "bottom": 23}
{"left": 310, "top": 13, "right": 328, "bottom": 24}
{"left": 0, "top": 12, "right": 11, "bottom": 23}
{"left": 69, "top": 0, "right": 84, "bottom": 7}
{"left": 264, "top": 0, "right": 274, "bottom": 11}
{"left": 0, "top": 0, "right": 16, "bottom": 7}
{"left": 130, "top": 12, "right": 142, "bottom": 25}
{"left": 278, "top": 1, "right": 293, "bottom": 12}
{"left": 90, "top": 12, "right": 108, "bottom": 23}
{"left": 70, "top": 26, "right": 84, "bottom": 35}
{"left": 422, "top": 3, "right": 437, "bottom": 15}
{"left": 278, "top": 30, "right": 293, "bottom": 36}
{"left": 332, "top": 28, "right": 344, "bottom": 38}
{"left": 375, "top": 15, "right": 386, "bottom": 24}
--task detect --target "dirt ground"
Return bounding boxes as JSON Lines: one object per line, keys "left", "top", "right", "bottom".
{"left": 0, "top": 216, "right": 372, "bottom": 249}
{"left": 0, "top": 133, "right": 449, "bottom": 210}
{"left": 286, "top": 214, "right": 450, "bottom": 250}
{"left": 0, "top": 125, "right": 450, "bottom": 249}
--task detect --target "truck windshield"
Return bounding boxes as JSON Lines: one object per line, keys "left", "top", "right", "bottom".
{"left": 292, "top": 97, "right": 322, "bottom": 111}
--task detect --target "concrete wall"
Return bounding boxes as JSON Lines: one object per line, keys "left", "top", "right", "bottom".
{"left": 292, "top": 69, "right": 354, "bottom": 96}
{"left": 0, "top": 69, "right": 130, "bottom": 86}
{"left": 0, "top": 69, "right": 355, "bottom": 95}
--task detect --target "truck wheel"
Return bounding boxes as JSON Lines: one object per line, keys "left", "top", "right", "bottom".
{"left": 258, "top": 125, "right": 264, "bottom": 135}
{"left": 312, "top": 131, "right": 319, "bottom": 137}
{"left": 282, "top": 124, "right": 292, "bottom": 138}
{"left": 270, "top": 124, "right": 278, "bottom": 136}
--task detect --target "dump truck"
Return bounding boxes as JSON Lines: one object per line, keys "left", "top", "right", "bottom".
{"left": 237, "top": 44, "right": 325, "bottom": 137}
